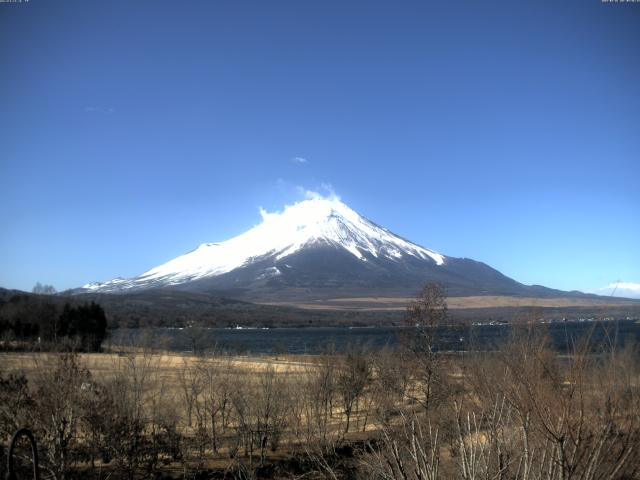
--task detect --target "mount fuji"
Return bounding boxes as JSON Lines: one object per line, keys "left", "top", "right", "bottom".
{"left": 79, "top": 198, "right": 579, "bottom": 302}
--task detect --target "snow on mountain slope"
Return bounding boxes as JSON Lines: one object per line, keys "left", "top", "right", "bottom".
{"left": 82, "top": 198, "right": 445, "bottom": 292}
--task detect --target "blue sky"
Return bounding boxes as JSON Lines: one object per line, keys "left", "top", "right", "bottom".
{"left": 1, "top": 0, "right": 638, "bottom": 296}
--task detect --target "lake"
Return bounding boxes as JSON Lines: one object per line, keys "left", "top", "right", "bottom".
{"left": 108, "top": 319, "right": 640, "bottom": 355}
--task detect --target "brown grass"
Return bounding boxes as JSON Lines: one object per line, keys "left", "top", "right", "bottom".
{"left": 0, "top": 351, "right": 317, "bottom": 380}
{"left": 260, "top": 295, "right": 640, "bottom": 311}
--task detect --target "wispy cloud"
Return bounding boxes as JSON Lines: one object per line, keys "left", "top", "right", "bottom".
{"left": 259, "top": 206, "right": 274, "bottom": 222}
{"left": 291, "top": 156, "right": 308, "bottom": 164}
{"left": 296, "top": 182, "right": 340, "bottom": 201}
{"left": 257, "top": 181, "right": 341, "bottom": 223}
{"left": 84, "top": 106, "right": 115, "bottom": 114}
{"left": 593, "top": 281, "right": 640, "bottom": 299}
{"left": 258, "top": 183, "right": 341, "bottom": 223}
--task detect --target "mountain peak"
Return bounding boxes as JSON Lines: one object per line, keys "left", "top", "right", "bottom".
{"left": 259, "top": 197, "right": 357, "bottom": 228}
{"left": 82, "top": 198, "right": 445, "bottom": 293}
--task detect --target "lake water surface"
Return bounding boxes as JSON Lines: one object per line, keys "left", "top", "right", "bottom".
{"left": 108, "top": 320, "right": 640, "bottom": 354}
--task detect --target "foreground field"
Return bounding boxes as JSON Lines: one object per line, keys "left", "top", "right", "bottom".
{"left": 1, "top": 324, "right": 640, "bottom": 480}
{"left": 0, "top": 351, "right": 316, "bottom": 378}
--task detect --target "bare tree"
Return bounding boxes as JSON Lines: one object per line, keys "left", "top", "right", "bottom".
{"left": 254, "top": 365, "right": 290, "bottom": 465}
{"left": 404, "top": 283, "right": 449, "bottom": 411}
{"left": 177, "top": 357, "right": 202, "bottom": 428}
{"left": 98, "top": 350, "right": 161, "bottom": 479}
{"left": 303, "top": 354, "right": 338, "bottom": 449}
{"left": 457, "top": 327, "right": 640, "bottom": 480}
{"left": 31, "top": 353, "right": 91, "bottom": 480}
{"left": 0, "top": 370, "right": 33, "bottom": 444}
{"left": 336, "top": 348, "right": 370, "bottom": 434}
{"left": 196, "top": 353, "right": 233, "bottom": 454}
{"left": 361, "top": 410, "right": 440, "bottom": 480}
{"left": 372, "top": 347, "right": 410, "bottom": 424}
{"left": 32, "top": 282, "right": 56, "bottom": 295}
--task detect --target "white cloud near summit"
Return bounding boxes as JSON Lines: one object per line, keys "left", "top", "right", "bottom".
{"left": 258, "top": 183, "right": 341, "bottom": 223}
{"left": 296, "top": 183, "right": 340, "bottom": 202}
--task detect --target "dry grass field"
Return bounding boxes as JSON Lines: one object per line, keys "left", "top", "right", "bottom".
{"left": 262, "top": 295, "right": 640, "bottom": 311}
{"left": 0, "top": 351, "right": 316, "bottom": 378}
{"left": 1, "top": 327, "right": 639, "bottom": 480}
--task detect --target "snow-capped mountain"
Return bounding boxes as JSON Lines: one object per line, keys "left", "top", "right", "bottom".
{"left": 83, "top": 198, "right": 443, "bottom": 290}
{"left": 80, "top": 198, "right": 563, "bottom": 300}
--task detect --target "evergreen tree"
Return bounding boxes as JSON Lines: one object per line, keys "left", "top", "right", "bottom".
{"left": 60, "top": 302, "right": 108, "bottom": 351}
